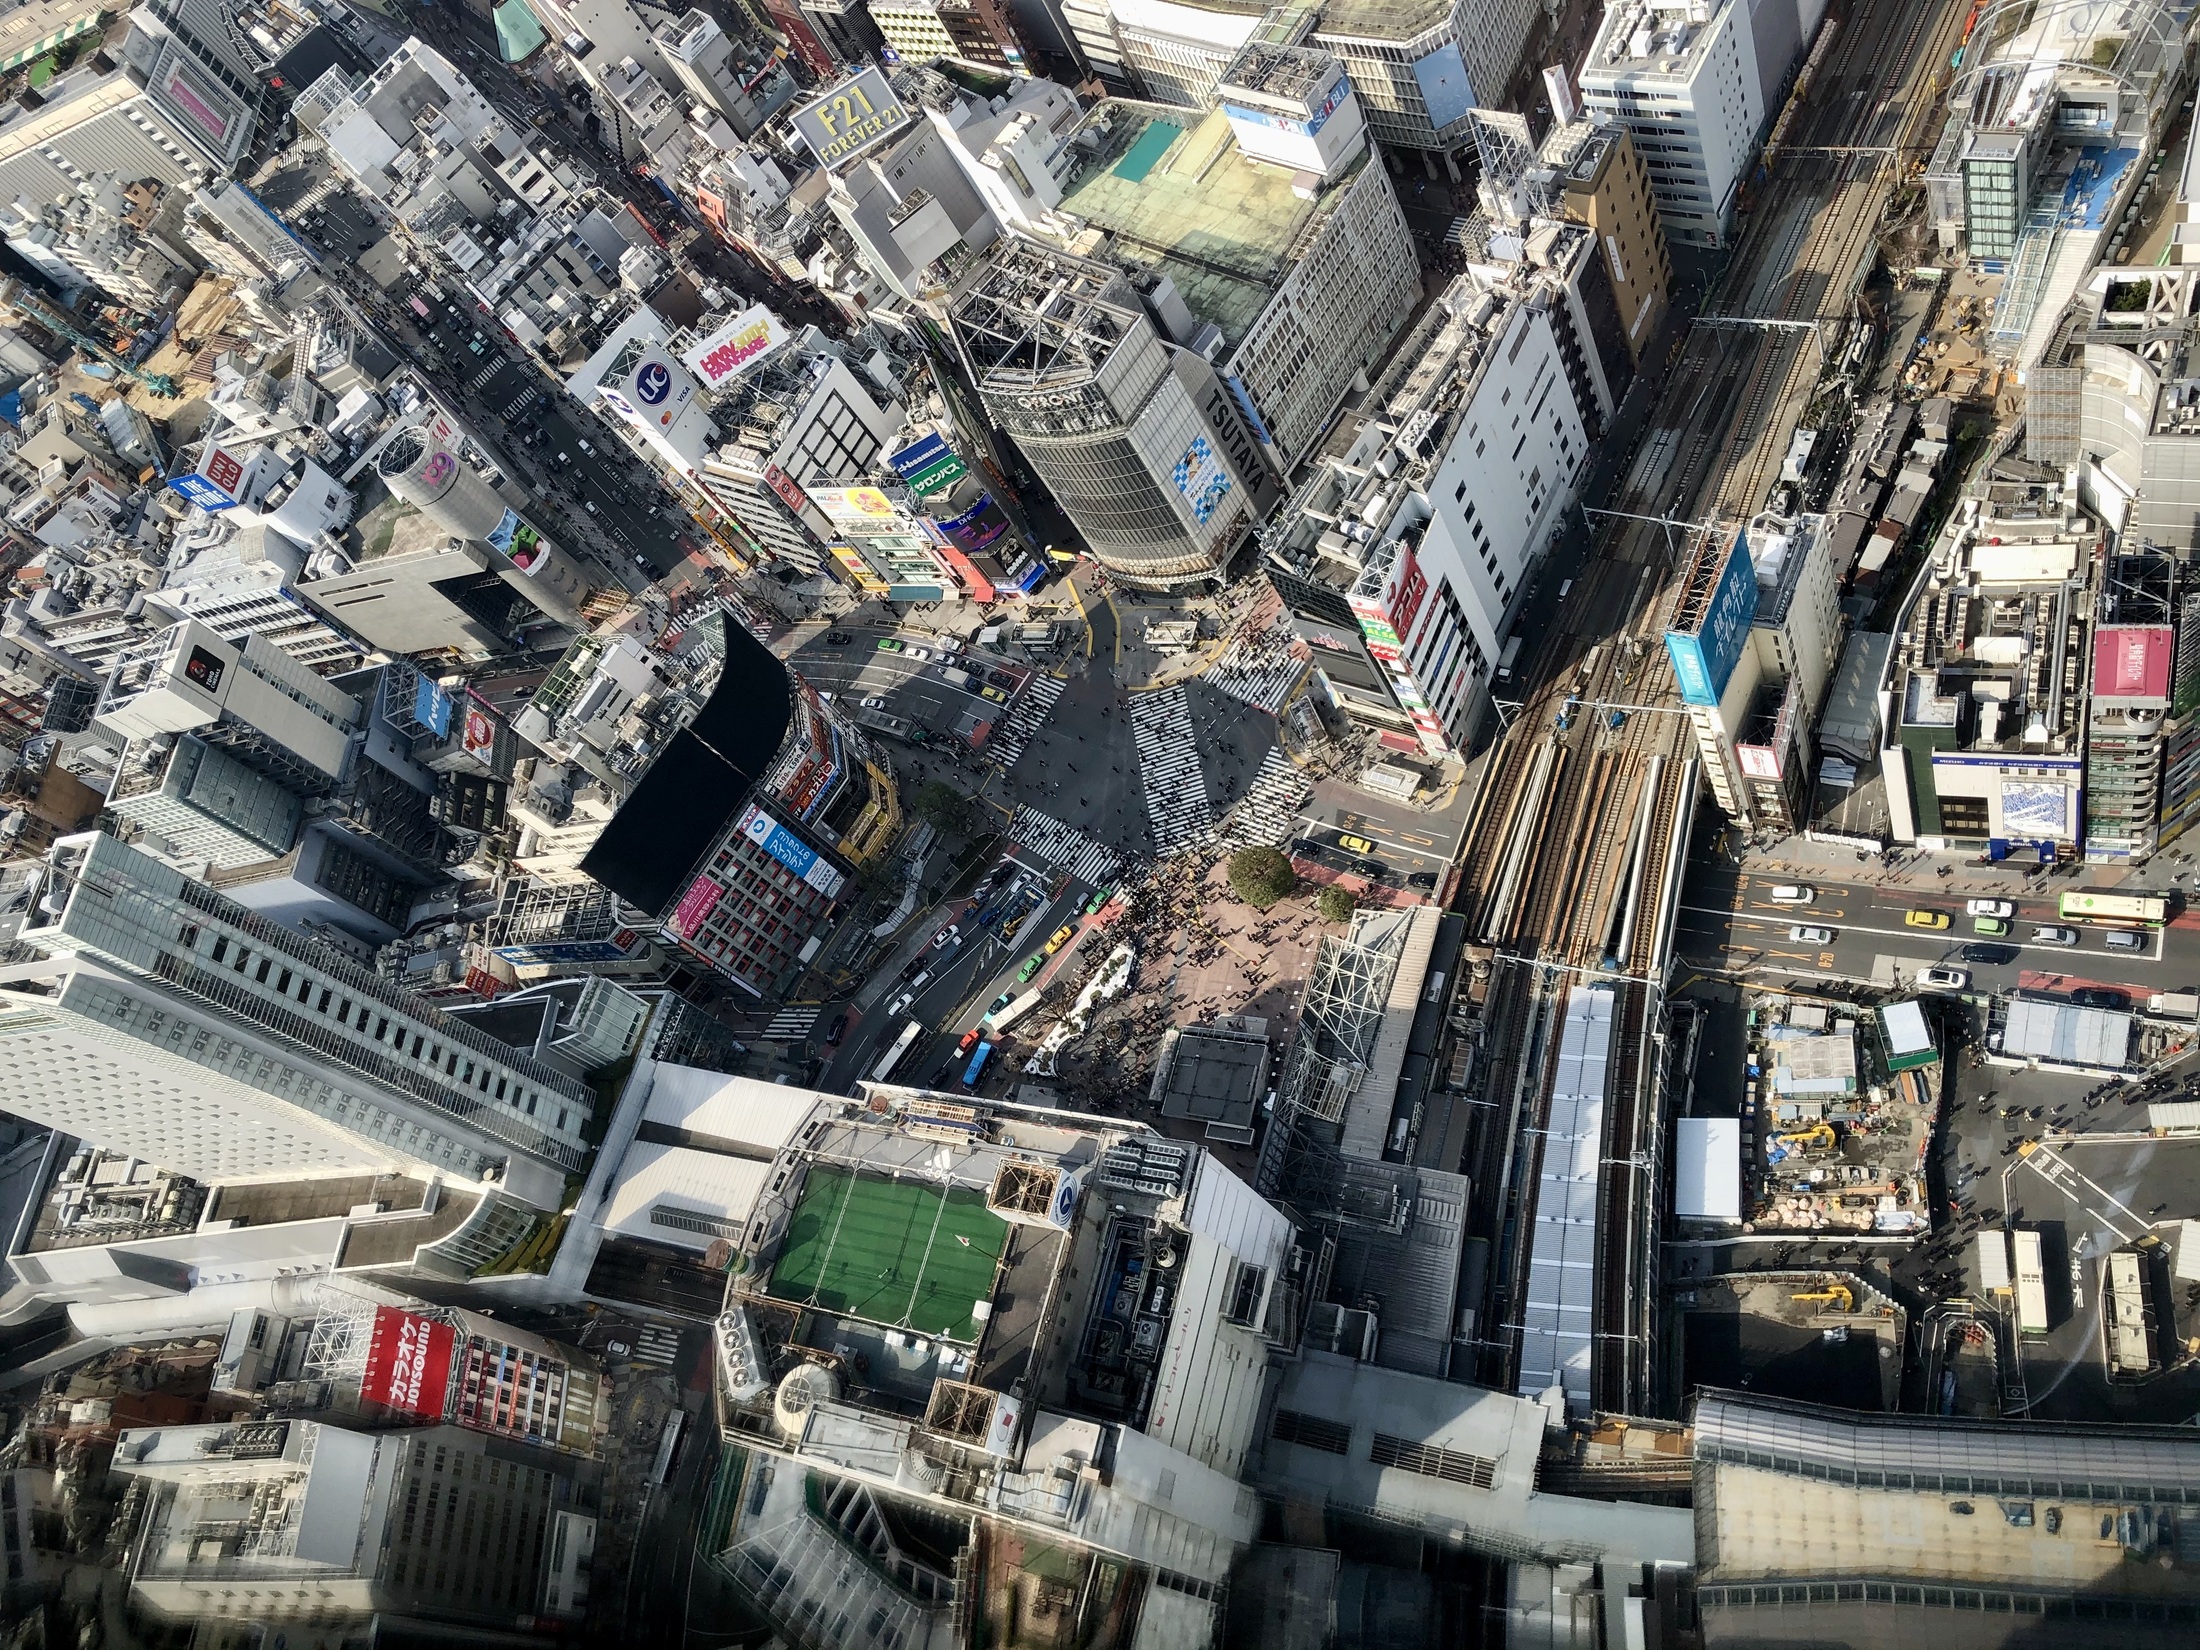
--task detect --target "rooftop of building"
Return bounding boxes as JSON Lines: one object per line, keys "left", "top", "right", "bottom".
{"left": 1584, "top": 0, "right": 1736, "bottom": 80}
{"left": 1894, "top": 497, "right": 2094, "bottom": 751}
{"left": 576, "top": 610, "right": 794, "bottom": 917}
{"left": 951, "top": 239, "right": 1141, "bottom": 386}
{"left": 343, "top": 481, "right": 454, "bottom": 566}
{"left": 1051, "top": 100, "right": 1366, "bottom": 345}
{"left": 1216, "top": 42, "right": 1337, "bottom": 106}
{"left": 1747, "top": 510, "right": 1829, "bottom": 628}
{"left": 20, "top": 1140, "right": 207, "bottom": 1253}
{"left": 715, "top": 1082, "right": 1282, "bottom": 1465}
{"left": 1151, "top": 1019, "right": 1269, "bottom": 1132}
{"left": 1694, "top": 1385, "right": 2200, "bottom": 1586}
{"left": 1309, "top": 0, "right": 1454, "bottom": 47}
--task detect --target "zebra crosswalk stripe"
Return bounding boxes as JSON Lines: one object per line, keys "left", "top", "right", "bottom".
{"left": 762, "top": 1006, "right": 821, "bottom": 1040}
{"left": 1007, "top": 806, "right": 1119, "bottom": 885}
{"left": 1221, "top": 748, "right": 1313, "bottom": 849}
{"left": 990, "top": 673, "right": 1064, "bottom": 769}
{"left": 1132, "top": 685, "right": 1214, "bottom": 858}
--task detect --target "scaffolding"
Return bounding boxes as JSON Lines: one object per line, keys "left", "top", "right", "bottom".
{"left": 1666, "top": 525, "right": 1740, "bottom": 637}
{"left": 299, "top": 1282, "right": 400, "bottom": 1385}
{"left": 1273, "top": 919, "right": 1407, "bottom": 1127}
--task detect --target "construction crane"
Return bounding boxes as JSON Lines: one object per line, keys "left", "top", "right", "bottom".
{"left": 0, "top": 277, "right": 179, "bottom": 399}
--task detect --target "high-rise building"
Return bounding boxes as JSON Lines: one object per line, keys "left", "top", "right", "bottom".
{"left": 1578, "top": 0, "right": 1824, "bottom": 249}
{"left": 112, "top": 1418, "right": 593, "bottom": 1629}
{"left": 559, "top": 613, "right": 901, "bottom": 1001}
{"left": 652, "top": 8, "right": 798, "bottom": 137}
{"left": 696, "top": 1080, "right": 1302, "bottom": 1647}
{"left": 1309, "top": 0, "right": 1540, "bottom": 165}
{"left": 1107, "top": 0, "right": 1264, "bottom": 106}
{"left": 2085, "top": 549, "right": 2177, "bottom": 863}
{"left": 1264, "top": 266, "right": 1599, "bottom": 756}
{"left": 0, "top": 830, "right": 597, "bottom": 1207}
{"left": 958, "top": 72, "right": 1418, "bottom": 476}
{"left": 868, "top": 0, "right": 1035, "bottom": 70}
{"left": 949, "top": 241, "right": 1280, "bottom": 587}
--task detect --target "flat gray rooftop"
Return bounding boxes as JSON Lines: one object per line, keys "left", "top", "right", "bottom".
{"left": 1156, "top": 1027, "right": 1268, "bottom": 1127}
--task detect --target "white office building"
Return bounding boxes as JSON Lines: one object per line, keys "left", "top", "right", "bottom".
{"left": 0, "top": 832, "right": 597, "bottom": 1207}
{"left": 1577, "top": 0, "right": 1822, "bottom": 247}
{"left": 1107, "top": 0, "right": 1265, "bottom": 107}
{"left": 1266, "top": 270, "right": 1593, "bottom": 753}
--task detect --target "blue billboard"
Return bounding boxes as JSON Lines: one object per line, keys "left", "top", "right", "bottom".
{"left": 1665, "top": 531, "right": 1758, "bottom": 707}
{"left": 740, "top": 804, "right": 845, "bottom": 897}
{"left": 168, "top": 473, "right": 237, "bottom": 511}
{"left": 413, "top": 677, "right": 453, "bottom": 737}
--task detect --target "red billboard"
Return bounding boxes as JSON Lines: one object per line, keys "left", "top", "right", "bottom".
{"left": 360, "top": 1307, "right": 456, "bottom": 1419}
{"left": 2093, "top": 625, "right": 2173, "bottom": 701}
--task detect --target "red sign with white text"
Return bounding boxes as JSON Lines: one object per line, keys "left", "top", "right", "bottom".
{"left": 360, "top": 1306, "right": 456, "bottom": 1419}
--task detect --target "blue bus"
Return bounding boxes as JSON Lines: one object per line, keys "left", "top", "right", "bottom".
{"left": 962, "top": 1040, "right": 995, "bottom": 1089}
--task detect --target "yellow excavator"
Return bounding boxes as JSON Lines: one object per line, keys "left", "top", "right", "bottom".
{"left": 1775, "top": 1121, "right": 1837, "bottom": 1154}
{"left": 1791, "top": 1282, "right": 1855, "bottom": 1313}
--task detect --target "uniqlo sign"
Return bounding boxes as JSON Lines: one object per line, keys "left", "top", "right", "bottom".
{"left": 360, "top": 1306, "right": 456, "bottom": 1418}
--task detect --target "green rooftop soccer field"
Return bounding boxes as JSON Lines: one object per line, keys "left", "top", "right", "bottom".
{"left": 767, "top": 1167, "right": 1008, "bottom": 1342}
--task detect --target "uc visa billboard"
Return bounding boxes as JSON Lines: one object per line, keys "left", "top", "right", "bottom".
{"left": 1665, "top": 529, "right": 1758, "bottom": 708}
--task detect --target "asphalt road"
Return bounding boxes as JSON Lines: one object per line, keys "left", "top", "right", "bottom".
{"left": 819, "top": 855, "right": 1098, "bottom": 1096}
{"left": 1292, "top": 774, "right": 1471, "bottom": 886}
{"left": 1676, "top": 864, "right": 2195, "bottom": 1002}
{"left": 784, "top": 627, "right": 1029, "bottom": 752}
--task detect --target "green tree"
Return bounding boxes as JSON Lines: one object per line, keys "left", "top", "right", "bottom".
{"left": 913, "top": 780, "right": 971, "bottom": 833}
{"left": 1228, "top": 846, "right": 1297, "bottom": 910}
{"left": 1317, "top": 885, "right": 1356, "bottom": 924}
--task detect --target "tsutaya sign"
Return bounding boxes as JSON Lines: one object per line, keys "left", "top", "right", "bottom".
{"left": 789, "top": 67, "right": 910, "bottom": 167}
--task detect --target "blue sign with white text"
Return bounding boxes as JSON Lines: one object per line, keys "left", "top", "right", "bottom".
{"left": 168, "top": 473, "right": 238, "bottom": 511}
{"left": 1665, "top": 530, "right": 1758, "bottom": 707}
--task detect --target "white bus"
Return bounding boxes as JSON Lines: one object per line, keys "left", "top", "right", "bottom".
{"left": 983, "top": 988, "right": 1046, "bottom": 1036}
{"left": 2013, "top": 1228, "right": 2048, "bottom": 1336}
{"left": 871, "top": 1019, "right": 924, "bottom": 1083}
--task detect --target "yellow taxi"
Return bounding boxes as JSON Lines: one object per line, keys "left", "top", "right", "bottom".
{"left": 1903, "top": 909, "right": 1951, "bottom": 930}
{"left": 1337, "top": 833, "right": 1376, "bottom": 854}
{"left": 1043, "top": 923, "right": 1078, "bottom": 955}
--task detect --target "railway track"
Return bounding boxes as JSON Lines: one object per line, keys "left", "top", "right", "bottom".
{"left": 1456, "top": 0, "right": 1969, "bottom": 1418}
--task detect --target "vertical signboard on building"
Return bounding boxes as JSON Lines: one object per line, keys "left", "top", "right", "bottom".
{"left": 1665, "top": 530, "right": 1759, "bottom": 707}
{"left": 360, "top": 1306, "right": 457, "bottom": 1419}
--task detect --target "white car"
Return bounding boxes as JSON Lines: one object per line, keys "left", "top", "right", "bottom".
{"left": 905, "top": 645, "right": 932, "bottom": 662}
{"left": 1789, "top": 925, "right": 1835, "bottom": 945}
{"left": 887, "top": 992, "right": 914, "bottom": 1017}
{"left": 1964, "top": 899, "right": 2014, "bottom": 919}
{"left": 1769, "top": 885, "right": 1815, "bottom": 904}
{"left": 861, "top": 695, "right": 887, "bottom": 710}
{"left": 1918, "top": 966, "right": 1971, "bottom": 991}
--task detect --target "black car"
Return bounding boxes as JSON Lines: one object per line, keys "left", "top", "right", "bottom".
{"left": 821, "top": 1012, "right": 848, "bottom": 1045}
{"left": 2070, "top": 987, "right": 2130, "bottom": 1010}
{"left": 1406, "top": 869, "right": 1440, "bottom": 890}
{"left": 1352, "top": 858, "right": 1389, "bottom": 882}
{"left": 1961, "top": 943, "right": 2019, "bottom": 965}
{"left": 1289, "top": 837, "right": 1329, "bottom": 861}
{"left": 825, "top": 630, "right": 853, "bottom": 646}
{"left": 988, "top": 669, "right": 1018, "bottom": 689}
